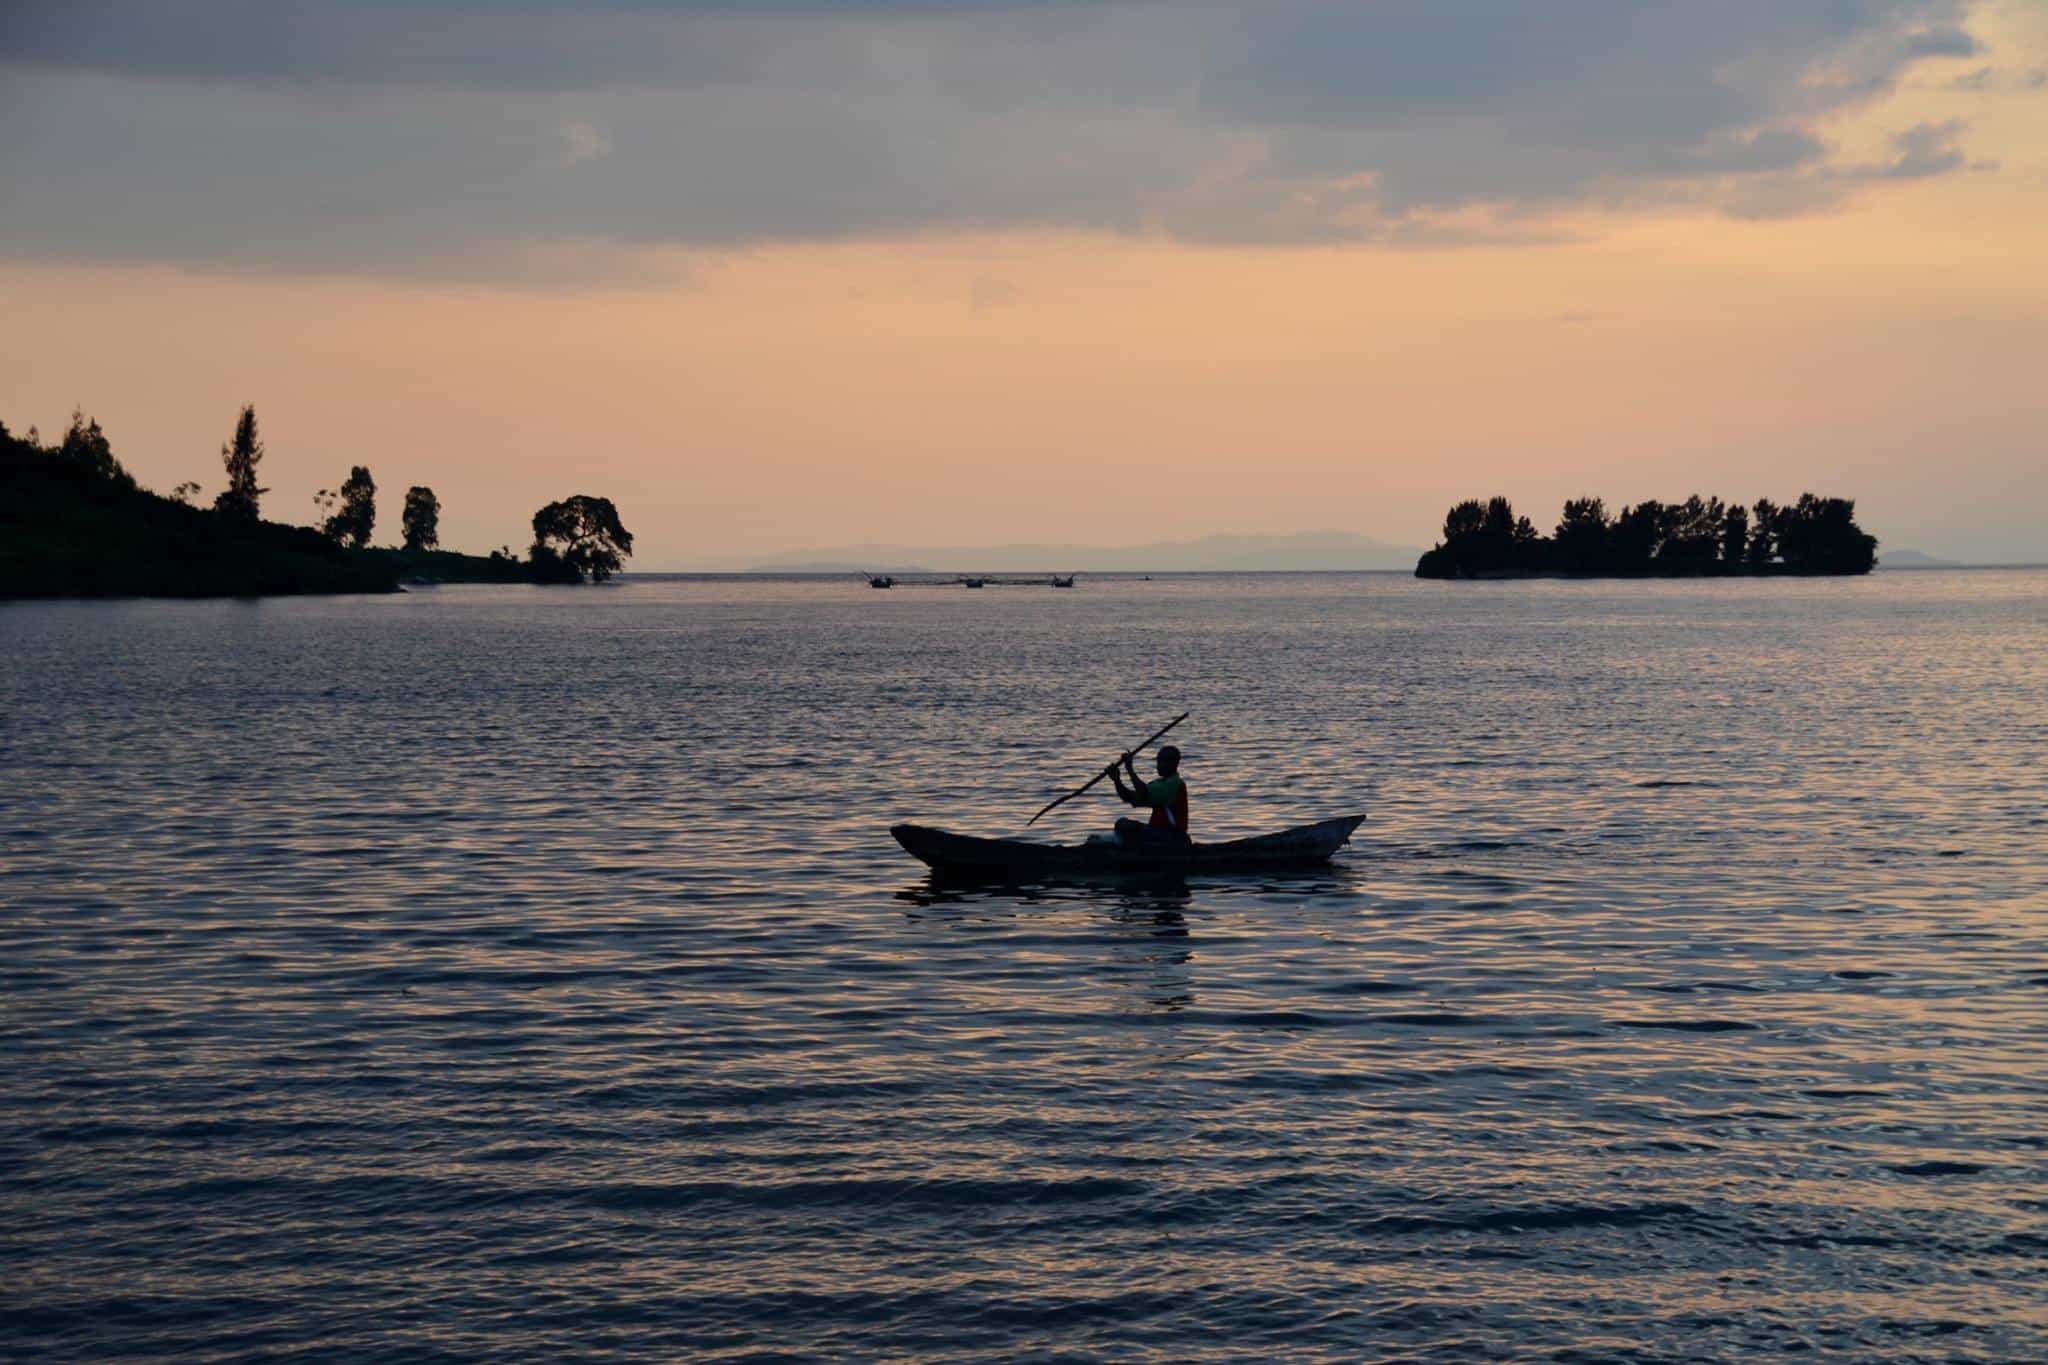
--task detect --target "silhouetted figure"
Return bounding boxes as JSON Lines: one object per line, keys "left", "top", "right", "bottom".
{"left": 1107, "top": 744, "right": 1191, "bottom": 849}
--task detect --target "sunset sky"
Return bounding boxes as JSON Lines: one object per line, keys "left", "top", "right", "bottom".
{"left": 4, "top": 1, "right": 2044, "bottom": 566}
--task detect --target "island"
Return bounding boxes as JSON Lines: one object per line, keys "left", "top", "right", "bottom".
{"left": 1415, "top": 494, "right": 1877, "bottom": 579}
{"left": 2, "top": 408, "right": 633, "bottom": 599}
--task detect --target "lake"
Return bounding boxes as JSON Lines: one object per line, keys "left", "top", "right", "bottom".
{"left": 3, "top": 570, "right": 2044, "bottom": 1361}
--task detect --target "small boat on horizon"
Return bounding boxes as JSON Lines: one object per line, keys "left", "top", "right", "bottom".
{"left": 1051, "top": 574, "right": 1075, "bottom": 588}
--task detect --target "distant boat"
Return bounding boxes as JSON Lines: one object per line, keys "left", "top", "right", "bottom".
{"left": 891, "top": 815, "right": 1366, "bottom": 878}
{"left": 1050, "top": 574, "right": 1075, "bottom": 588}
{"left": 961, "top": 576, "right": 987, "bottom": 588}
{"left": 861, "top": 571, "right": 894, "bottom": 588}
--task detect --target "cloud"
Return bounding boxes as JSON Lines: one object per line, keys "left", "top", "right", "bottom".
{"left": 0, "top": 0, "right": 1997, "bottom": 277}
{"left": 554, "top": 118, "right": 614, "bottom": 169}
{"left": 1873, "top": 119, "right": 1969, "bottom": 180}
{"left": 1717, "top": 118, "right": 1979, "bottom": 219}
{"left": 1943, "top": 61, "right": 2048, "bottom": 91}
{"left": 1898, "top": 23, "right": 1979, "bottom": 59}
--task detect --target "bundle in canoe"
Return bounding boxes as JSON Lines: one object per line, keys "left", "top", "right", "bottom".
{"left": 891, "top": 815, "right": 1366, "bottom": 878}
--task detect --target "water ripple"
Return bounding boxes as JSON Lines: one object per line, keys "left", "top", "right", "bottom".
{"left": 3, "top": 572, "right": 2045, "bottom": 1362}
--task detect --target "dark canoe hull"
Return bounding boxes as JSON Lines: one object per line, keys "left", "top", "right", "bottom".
{"left": 891, "top": 815, "right": 1366, "bottom": 878}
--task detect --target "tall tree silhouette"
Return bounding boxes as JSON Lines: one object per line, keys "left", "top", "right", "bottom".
{"left": 55, "top": 411, "right": 136, "bottom": 490}
{"left": 1554, "top": 497, "right": 1612, "bottom": 572}
{"left": 1657, "top": 495, "right": 1723, "bottom": 571}
{"left": 1443, "top": 500, "right": 1485, "bottom": 540}
{"left": 1777, "top": 494, "right": 1877, "bottom": 573}
{"left": 1747, "top": 499, "right": 1780, "bottom": 564}
{"left": 319, "top": 466, "right": 376, "bottom": 548}
{"left": 1721, "top": 503, "right": 1750, "bottom": 564}
{"left": 213, "top": 405, "right": 266, "bottom": 522}
{"left": 530, "top": 495, "right": 633, "bottom": 582}
{"left": 401, "top": 486, "right": 440, "bottom": 551}
{"left": 1611, "top": 500, "right": 1666, "bottom": 566}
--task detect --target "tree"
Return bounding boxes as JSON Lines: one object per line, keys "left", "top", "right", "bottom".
{"left": 1611, "top": 500, "right": 1666, "bottom": 567}
{"left": 1656, "top": 495, "right": 1722, "bottom": 571}
{"left": 214, "top": 405, "right": 266, "bottom": 522}
{"left": 1554, "top": 497, "right": 1612, "bottom": 571}
{"left": 401, "top": 486, "right": 440, "bottom": 551}
{"left": 530, "top": 495, "right": 634, "bottom": 582}
{"left": 1747, "top": 498, "right": 1780, "bottom": 564}
{"left": 1419, "top": 495, "right": 1541, "bottom": 574}
{"left": 1720, "top": 503, "right": 1749, "bottom": 564}
{"left": 1415, "top": 489, "right": 1872, "bottom": 578}
{"left": 55, "top": 410, "right": 136, "bottom": 491}
{"left": 1481, "top": 496, "right": 1516, "bottom": 540}
{"left": 172, "top": 481, "right": 202, "bottom": 505}
{"left": 1777, "top": 493, "right": 1877, "bottom": 573}
{"left": 318, "top": 466, "right": 376, "bottom": 548}
{"left": 1443, "top": 499, "right": 1486, "bottom": 541}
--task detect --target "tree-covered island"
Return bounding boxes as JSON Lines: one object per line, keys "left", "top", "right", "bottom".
{"left": 2, "top": 406, "right": 634, "bottom": 599}
{"left": 1416, "top": 494, "right": 1877, "bottom": 579}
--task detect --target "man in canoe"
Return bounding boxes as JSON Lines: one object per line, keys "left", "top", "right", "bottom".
{"left": 1106, "top": 745, "right": 1190, "bottom": 848}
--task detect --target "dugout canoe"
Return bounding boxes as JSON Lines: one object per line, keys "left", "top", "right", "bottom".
{"left": 890, "top": 814, "right": 1366, "bottom": 877}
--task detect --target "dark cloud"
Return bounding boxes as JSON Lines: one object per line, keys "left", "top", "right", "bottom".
{"left": 0, "top": 1, "right": 1127, "bottom": 89}
{"left": 1717, "top": 117, "right": 1979, "bottom": 219}
{"left": 1898, "top": 23, "right": 1979, "bottom": 58}
{"left": 0, "top": 0, "right": 1996, "bottom": 277}
{"left": 1873, "top": 119, "right": 1970, "bottom": 179}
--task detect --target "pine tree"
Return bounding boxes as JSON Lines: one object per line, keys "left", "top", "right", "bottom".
{"left": 213, "top": 405, "right": 266, "bottom": 522}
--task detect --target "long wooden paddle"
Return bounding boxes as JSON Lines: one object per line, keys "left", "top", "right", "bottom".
{"left": 1026, "top": 712, "right": 1189, "bottom": 827}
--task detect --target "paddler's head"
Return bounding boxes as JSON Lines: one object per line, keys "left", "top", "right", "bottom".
{"left": 1156, "top": 745, "right": 1181, "bottom": 776}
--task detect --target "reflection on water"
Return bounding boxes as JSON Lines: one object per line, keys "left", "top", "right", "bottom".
{"left": 2, "top": 571, "right": 2045, "bottom": 1361}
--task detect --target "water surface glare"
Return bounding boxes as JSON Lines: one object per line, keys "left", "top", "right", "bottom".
{"left": 2, "top": 571, "right": 2045, "bottom": 1361}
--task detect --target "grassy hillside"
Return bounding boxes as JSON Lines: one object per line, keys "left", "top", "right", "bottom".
{"left": 2, "top": 424, "right": 400, "bottom": 598}
{"left": 1, "top": 420, "right": 560, "bottom": 600}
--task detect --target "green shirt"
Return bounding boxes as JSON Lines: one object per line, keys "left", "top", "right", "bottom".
{"left": 1144, "top": 776, "right": 1185, "bottom": 807}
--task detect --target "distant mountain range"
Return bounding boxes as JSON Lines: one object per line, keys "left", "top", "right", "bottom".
{"left": 726, "top": 530, "right": 1424, "bottom": 573}
{"left": 1875, "top": 548, "right": 1958, "bottom": 568}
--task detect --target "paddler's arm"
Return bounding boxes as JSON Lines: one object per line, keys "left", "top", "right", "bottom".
{"left": 1116, "top": 754, "right": 1154, "bottom": 807}
{"left": 1106, "top": 759, "right": 1143, "bottom": 806}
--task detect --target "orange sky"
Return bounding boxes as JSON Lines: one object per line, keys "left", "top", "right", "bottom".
{"left": 3, "top": 2, "right": 2044, "bottom": 565}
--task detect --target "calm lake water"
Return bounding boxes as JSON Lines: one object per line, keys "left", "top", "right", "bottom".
{"left": 3, "top": 571, "right": 2045, "bottom": 1362}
